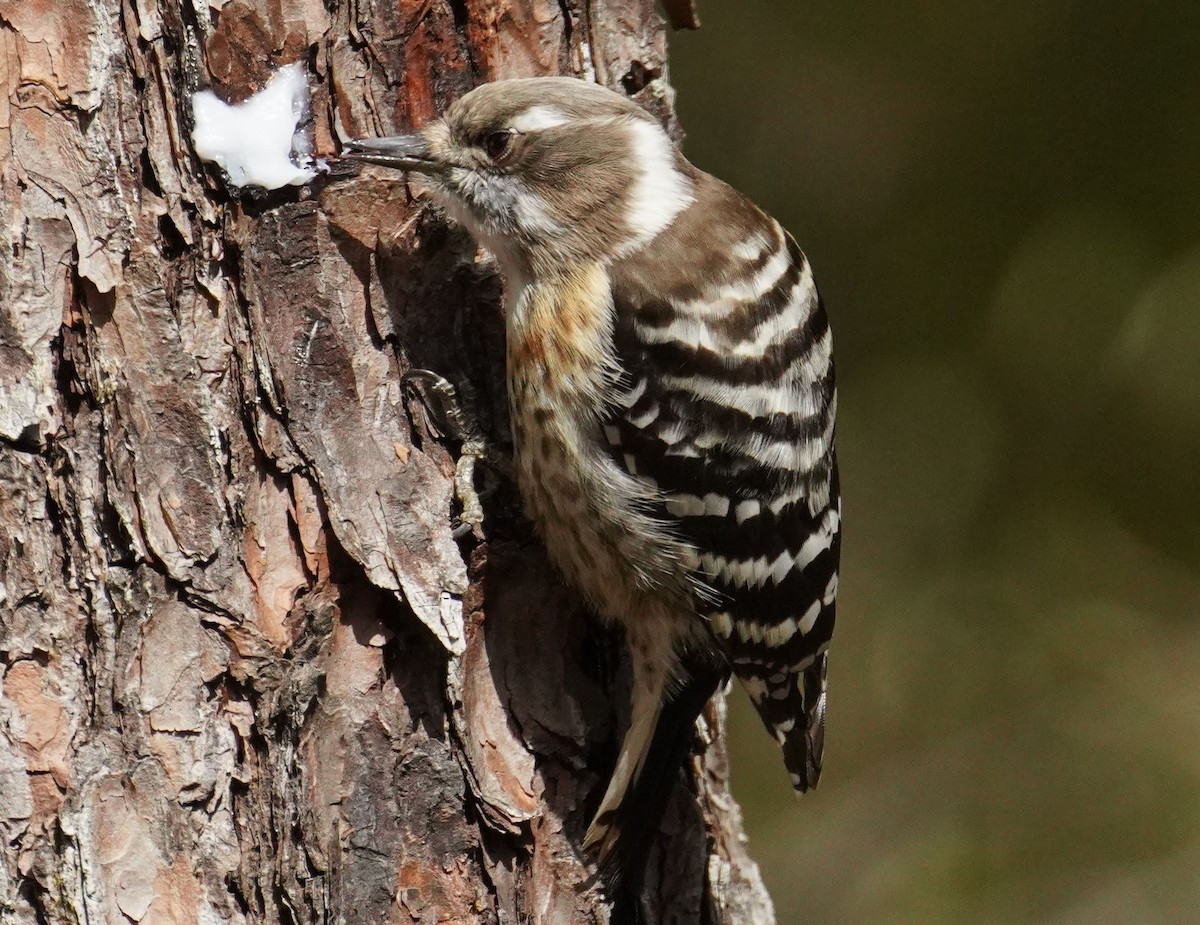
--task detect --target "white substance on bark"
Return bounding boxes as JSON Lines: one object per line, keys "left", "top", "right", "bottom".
{"left": 191, "top": 63, "right": 325, "bottom": 189}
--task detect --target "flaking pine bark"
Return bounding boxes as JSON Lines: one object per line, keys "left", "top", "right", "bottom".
{"left": 0, "top": 1, "right": 774, "bottom": 922}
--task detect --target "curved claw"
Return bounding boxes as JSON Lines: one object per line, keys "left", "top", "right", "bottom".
{"left": 404, "top": 368, "right": 490, "bottom": 540}
{"left": 402, "top": 368, "right": 478, "bottom": 445}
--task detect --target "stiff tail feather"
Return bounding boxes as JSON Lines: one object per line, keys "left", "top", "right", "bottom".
{"left": 584, "top": 655, "right": 727, "bottom": 922}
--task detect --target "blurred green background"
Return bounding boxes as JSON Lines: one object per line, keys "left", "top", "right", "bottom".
{"left": 670, "top": 3, "right": 1200, "bottom": 923}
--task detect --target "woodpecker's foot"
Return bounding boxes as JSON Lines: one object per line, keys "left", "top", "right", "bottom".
{"left": 403, "top": 369, "right": 505, "bottom": 539}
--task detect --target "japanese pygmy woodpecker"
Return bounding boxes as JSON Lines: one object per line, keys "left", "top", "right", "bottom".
{"left": 346, "top": 77, "right": 841, "bottom": 892}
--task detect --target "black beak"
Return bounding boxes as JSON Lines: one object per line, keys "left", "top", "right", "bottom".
{"left": 340, "top": 134, "right": 442, "bottom": 174}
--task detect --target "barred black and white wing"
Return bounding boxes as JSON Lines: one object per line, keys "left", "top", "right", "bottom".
{"left": 607, "top": 180, "right": 840, "bottom": 792}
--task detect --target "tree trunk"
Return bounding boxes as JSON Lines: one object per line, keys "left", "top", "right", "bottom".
{"left": 0, "top": 1, "right": 773, "bottom": 922}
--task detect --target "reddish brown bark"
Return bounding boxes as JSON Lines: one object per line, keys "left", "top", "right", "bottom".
{"left": 0, "top": 2, "right": 774, "bottom": 922}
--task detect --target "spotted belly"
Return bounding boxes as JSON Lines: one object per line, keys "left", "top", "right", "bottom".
{"left": 512, "top": 409, "right": 641, "bottom": 620}
{"left": 509, "top": 398, "right": 708, "bottom": 674}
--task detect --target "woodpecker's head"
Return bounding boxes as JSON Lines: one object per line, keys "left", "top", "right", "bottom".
{"left": 344, "top": 78, "right": 694, "bottom": 275}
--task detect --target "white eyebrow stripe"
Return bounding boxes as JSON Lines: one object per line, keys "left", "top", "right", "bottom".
{"left": 509, "top": 106, "right": 571, "bottom": 133}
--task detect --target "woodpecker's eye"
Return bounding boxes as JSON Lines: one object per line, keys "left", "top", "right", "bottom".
{"left": 482, "top": 130, "right": 514, "bottom": 160}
